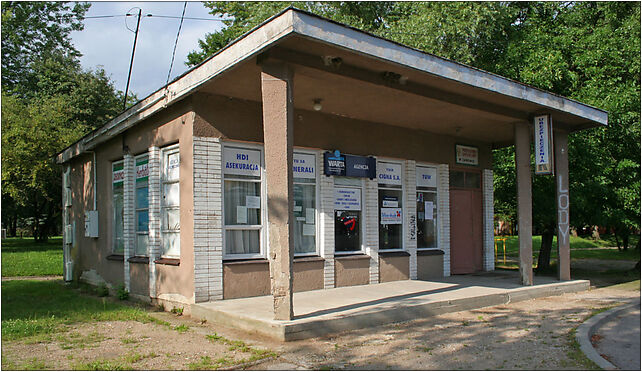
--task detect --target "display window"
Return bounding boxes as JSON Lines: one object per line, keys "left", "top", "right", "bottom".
{"left": 134, "top": 154, "right": 149, "bottom": 256}
{"left": 161, "top": 146, "right": 180, "bottom": 258}
{"left": 334, "top": 177, "right": 363, "bottom": 253}
{"left": 293, "top": 152, "right": 317, "bottom": 255}
{"left": 223, "top": 145, "right": 264, "bottom": 258}
{"left": 377, "top": 161, "right": 403, "bottom": 251}
{"left": 112, "top": 161, "right": 124, "bottom": 254}
{"left": 416, "top": 165, "right": 438, "bottom": 249}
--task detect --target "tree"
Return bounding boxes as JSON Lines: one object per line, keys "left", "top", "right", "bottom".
{"left": 1, "top": 1, "right": 90, "bottom": 97}
{"left": 1, "top": 2, "right": 127, "bottom": 241}
{"left": 188, "top": 2, "right": 640, "bottom": 261}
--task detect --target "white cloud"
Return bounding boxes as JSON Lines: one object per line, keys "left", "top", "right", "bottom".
{"left": 71, "top": 1, "right": 224, "bottom": 99}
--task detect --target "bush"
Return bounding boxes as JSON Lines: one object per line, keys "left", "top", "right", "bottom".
{"left": 116, "top": 284, "right": 129, "bottom": 301}
{"left": 96, "top": 282, "right": 109, "bottom": 297}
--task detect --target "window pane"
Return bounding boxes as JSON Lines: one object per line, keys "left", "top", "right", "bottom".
{"left": 163, "top": 209, "right": 180, "bottom": 230}
{"left": 225, "top": 229, "right": 260, "bottom": 255}
{"left": 378, "top": 189, "right": 403, "bottom": 250}
{"left": 417, "top": 192, "right": 438, "bottom": 248}
{"left": 163, "top": 183, "right": 180, "bottom": 206}
{"left": 334, "top": 177, "right": 361, "bottom": 187}
{"left": 294, "top": 184, "right": 315, "bottom": 254}
{"left": 113, "top": 189, "right": 124, "bottom": 253}
{"left": 224, "top": 180, "right": 261, "bottom": 225}
{"left": 135, "top": 234, "right": 148, "bottom": 256}
{"left": 465, "top": 172, "right": 481, "bottom": 189}
{"left": 335, "top": 210, "right": 361, "bottom": 252}
{"left": 166, "top": 152, "right": 180, "bottom": 181}
{"left": 162, "top": 232, "right": 180, "bottom": 257}
{"left": 137, "top": 211, "right": 149, "bottom": 232}
{"left": 136, "top": 186, "right": 148, "bottom": 209}
{"left": 450, "top": 171, "right": 465, "bottom": 188}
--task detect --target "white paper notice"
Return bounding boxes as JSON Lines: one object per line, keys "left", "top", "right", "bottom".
{"left": 246, "top": 195, "right": 261, "bottom": 209}
{"left": 236, "top": 206, "right": 248, "bottom": 224}
{"left": 296, "top": 217, "right": 305, "bottom": 222}
{"left": 302, "top": 224, "right": 315, "bottom": 236}
{"left": 294, "top": 205, "right": 302, "bottom": 212}
{"left": 425, "top": 201, "right": 434, "bottom": 220}
{"left": 306, "top": 208, "right": 315, "bottom": 224}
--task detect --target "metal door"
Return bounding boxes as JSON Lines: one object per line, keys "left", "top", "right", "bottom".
{"left": 450, "top": 170, "right": 483, "bottom": 274}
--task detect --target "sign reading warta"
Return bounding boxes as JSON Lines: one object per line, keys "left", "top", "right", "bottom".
{"left": 534, "top": 114, "right": 554, "bottom": 175}
{"left": 455, "top": 144, "right": 478, "bottom": 166}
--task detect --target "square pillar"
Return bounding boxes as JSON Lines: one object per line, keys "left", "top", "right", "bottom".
{"left": 554, "top": 130, "right": 571, "bottom": 281}
{"left": 261, "top": 61, "right": 295, "bottom": 320}
{"left": 514, "top": 122, "right": 533, "bottom": 285}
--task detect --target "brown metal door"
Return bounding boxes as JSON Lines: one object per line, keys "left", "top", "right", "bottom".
{"left": 450, "top": 170, "right": 483, "bottom": 274}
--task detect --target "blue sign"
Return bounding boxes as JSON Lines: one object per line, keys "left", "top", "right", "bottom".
{"left": 324, "top": 151, "right": 376, "bottom": 179}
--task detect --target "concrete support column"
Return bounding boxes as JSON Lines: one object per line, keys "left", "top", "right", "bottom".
{"left": 261, "top": 61, "right": 295, "bottom": 320}
{"left": 365, "top": 177, "right": 379, "bottom": 284}
{"left": 555, "top": 130, "right": 571, "bottom": 281}
{"left": 514, "top": 122, "right": 533, "bottom": 285}
{"left": 405, "top": 160, "right": 418, "bottom": 280}
{"left": 437, "top": 164, "right": 450, "bottom": 276}
{"left": 482, "top": 169, "right": 495, "bottom": 271}
{"left": 319, "top": 151, "right": 335, "bottom": 289}
{"left": 148, "top": 146, "right": 161, "bottom": 299}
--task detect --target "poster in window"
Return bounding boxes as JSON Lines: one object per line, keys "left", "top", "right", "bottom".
{"left": 245, "top": 195, "right": 261, "bottom": 209}
{"left": 425, "top": 201, "right": 434, "bottom": 220}
{"left": 166, "top": 152, "right": 180, "bottom": 180}
{"left": 236, "top": 206, "right": 248, "bottom": 224}
{"left": 302, "top": 224, "right": 315, "bottom": 236}
{"left": 334, "top": 187, "right": 361, "bottom": 211}
{"left": 380, "top": 208, "right": 403, "bottom": 225}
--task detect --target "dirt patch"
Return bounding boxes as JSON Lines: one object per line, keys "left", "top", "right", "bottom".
{"left": 247, "top": 285, "right": 639, "bottom": 370}
{"left": 2, "top": 314, "right": 275, "bottom": 370}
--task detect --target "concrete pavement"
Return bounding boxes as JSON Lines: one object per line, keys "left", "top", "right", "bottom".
{"left": 577, "top": 299, "right": 641, "bottom": 370}
{"left": 192, "top": 271, "right": 590, "bottom": 341}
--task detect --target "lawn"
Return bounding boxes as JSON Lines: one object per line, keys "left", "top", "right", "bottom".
{"left": 1, "top": 237, "right": 63, "bottom": 277}
{"left": 494, "top": 234, "right": 640, "bottom": 262}
{"left": 1, "top": 280, "right": 156, "bottom": 341}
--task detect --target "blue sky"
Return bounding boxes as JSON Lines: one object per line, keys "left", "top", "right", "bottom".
{"left": 71, "top": 1, "right": 225, "bottom": 99}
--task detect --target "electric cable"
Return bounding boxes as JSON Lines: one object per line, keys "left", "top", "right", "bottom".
{"left": 166, "top": 2, "right": 188, "bottom": 86}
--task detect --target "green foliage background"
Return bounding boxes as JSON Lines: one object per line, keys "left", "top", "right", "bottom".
{"left": 188, "top": 1, "right": 640, "bottom": 246}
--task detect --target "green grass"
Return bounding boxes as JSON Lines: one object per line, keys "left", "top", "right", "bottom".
{"left": 1, "top": 280, "right": 157, "bottom": 341}
{"left": 1, "top": 237, "right": 63, "bottom": 276}
{"left": 495, "top": 234, "right": 640, "bottom": 261}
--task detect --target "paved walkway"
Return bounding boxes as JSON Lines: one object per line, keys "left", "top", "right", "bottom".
{"left": 593, "top": 302, "right": 641, "bottom": 370}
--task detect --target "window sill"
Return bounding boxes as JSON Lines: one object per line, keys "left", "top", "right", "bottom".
{"left": 378, "top": 251, "right": 410, "bottom": 258}
{"left": 335, "top": 253, "right": 370, "bottom": 260}
{"left": 128, "top": 256, "right": 149, "bottom": 264}
{"left": 106, "top": 254, "right": 124, "bottom": 262}
{"left": 417, "top": 249, "right": 444, "bottom": 256}
{"left": 294, "top": 256, "right": 325, "bottom": 263}
{"left": 154, "top": 258, "right": 180, "bottom": 266}
{"left": 223, "top": 258, "right": 268, "bottom": 265}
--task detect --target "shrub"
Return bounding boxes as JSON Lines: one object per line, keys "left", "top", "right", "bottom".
{"left": 116, "top": 284, "right": 129, "bottom": 301}
{"left": 96, "top": 282, "right": 109, "bottom": 297}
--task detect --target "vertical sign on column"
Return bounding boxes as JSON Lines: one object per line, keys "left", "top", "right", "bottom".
{"left": 534, "top": 114, "right": 554, "bottom": 175}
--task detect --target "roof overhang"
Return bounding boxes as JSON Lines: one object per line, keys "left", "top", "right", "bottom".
{"left": 56, "top": 8, "right": 607, "bottom": 164}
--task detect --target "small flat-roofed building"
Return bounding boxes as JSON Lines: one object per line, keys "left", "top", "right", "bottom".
{"left": 57, "top": 8, "right": 607, "bottom": 318}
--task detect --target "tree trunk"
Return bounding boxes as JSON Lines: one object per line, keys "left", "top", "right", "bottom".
{"left": 537, "top": 228, "right": 555, "bottom": 272}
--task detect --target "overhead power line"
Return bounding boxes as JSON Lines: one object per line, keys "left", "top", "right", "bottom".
{"left": 83, "top": 14, "right": 230, "bottom": 21}
{"left": 166, "top": 2, "right": 188, "bottom": 86}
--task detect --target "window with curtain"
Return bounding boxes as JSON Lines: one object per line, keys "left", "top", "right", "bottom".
{"left": 112, "top": 161, "right": 124, "bottom": 254}
{"left": 293, "top": 152, "right": 317, "bottom": 255}
{"left": 161, "top": 146, "right": 180, "bottom": 258}
{"left": 135, "top": 155, "right": 149, "bottom": 256}
{"left": 416, "top": 165, "right": 438, "bottom": 249}
{"left": 223, "top": 146, "right": 263, "bottom": 258}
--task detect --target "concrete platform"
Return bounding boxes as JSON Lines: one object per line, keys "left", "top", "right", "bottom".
{"left": 192, "top": 271, "right": 590, "bottom": 341}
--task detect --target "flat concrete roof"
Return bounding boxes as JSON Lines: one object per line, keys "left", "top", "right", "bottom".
{"left": 57, "top": 7, "right": 607, "bottom": 164}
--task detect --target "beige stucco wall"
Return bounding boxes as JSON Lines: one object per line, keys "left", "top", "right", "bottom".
{"left": 417, "top": 254, "right": 444, "bottom": 280}
{"left": 192, "top": 93, "right": 493, "bottom": 169}
{"left": 67, "top": 99, "right": 195, "bottom": 302}
{"left": 379, "top": 255, "right": 410, "bottom": 283}
{"left": 129, "top": 262, "right": 149, "bottom": 296}
{"left": 223, "top": 259, "right": 324, "bottom": 299}
{"left": 335, "top": 256, "right": 370, "bottom": 287}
